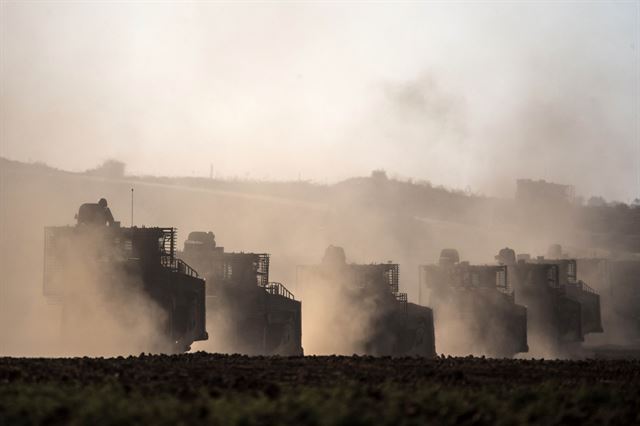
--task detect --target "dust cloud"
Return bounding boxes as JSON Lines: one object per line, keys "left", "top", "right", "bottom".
{"left": 190, "top": 302, "right": 234, "bottom": 355}
{"left": 0, "top": 158, "right": 633, "bottom": 358}
{"left": 0, "top": 3, "right": 638, "bottom": 358}
{"left": 296, "top": 270, "right": 374, "bottom": 355}
{"left": 1, "top": 3, "right": 637, "bottom": 200}
{"left": 45, "top": 226, "right": 169, "bottom": 356}
{"left": 295, "top": 248, "right": 395, "bottom": 356}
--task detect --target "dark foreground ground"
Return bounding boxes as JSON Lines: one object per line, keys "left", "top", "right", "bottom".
{"left": 1, "top": 353, "right": 639, "bottom": 426}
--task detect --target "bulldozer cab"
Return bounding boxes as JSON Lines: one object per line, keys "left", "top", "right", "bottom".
{"left": 183, "top": 231, "right": 216, "bottom": 254}
{"left": 76, "top": 199, "right": 118, "bottom": 227}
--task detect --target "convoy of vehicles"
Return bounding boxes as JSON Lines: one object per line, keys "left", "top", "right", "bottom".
{"left": 43, "top": 200, "right": 632, "bottom": 358}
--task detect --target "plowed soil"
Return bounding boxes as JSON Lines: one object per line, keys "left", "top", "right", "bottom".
{"left": 1, "top": 354, "right": 639, "bottom": 425}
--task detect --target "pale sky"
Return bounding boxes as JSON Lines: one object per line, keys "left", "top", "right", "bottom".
{"left": 1, "top": 1, "right": 638, "bottom": 201}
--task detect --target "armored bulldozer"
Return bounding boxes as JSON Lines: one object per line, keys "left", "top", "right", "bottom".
{"left": 496, "top": 248, "right": 602, "bottom": 355}
{"left": 296, "top": 246, "right": 436, "bottom": 357}
{"left": 419, "top": 249, "right": 528, "bottom": 358}
{"left": 179, "top": 231, "right": 303, "bottom": 356}
{"left": 43, "top": 199, "right": 208, "bottom": 354}
{"left": 577, "top": 255, "right": 640, "bottom": 343}
{"left": 543, "top": 258, "right": 602, "bottom": 335}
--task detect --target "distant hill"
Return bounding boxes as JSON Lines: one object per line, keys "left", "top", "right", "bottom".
{"left": 1, "top": 156, "right": 638, "bottom": 255}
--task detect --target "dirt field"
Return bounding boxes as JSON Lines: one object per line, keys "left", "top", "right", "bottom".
{"left": 1, "top": 353, "right": 639, "bottom": 425}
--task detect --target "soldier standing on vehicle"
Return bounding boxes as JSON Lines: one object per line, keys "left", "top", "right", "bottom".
{"left": 76, "top": 198, "right": 116, "bottom": 226}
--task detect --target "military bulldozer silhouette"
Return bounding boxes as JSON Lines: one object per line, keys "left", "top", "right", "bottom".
{"left": 578, "top": 256, "right": 640, "bottom": 344}
{"left": 43, "top": 199, "right": 208, "bottom": 353}
{"left": 420, "top": 249, "right": 529, "bottom": 358}
{"left": 496, "top": 247, "right": 603, "bottom": 356}
{"left": 297, "top": 246, "right": 436, "bottom": 357}
{"left": 179, "top": 231, "right": 303, "bottom": 356}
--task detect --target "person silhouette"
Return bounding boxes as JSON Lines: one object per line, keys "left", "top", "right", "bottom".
{"left": 76, "top": 198, "right": 115, "bottom": 226}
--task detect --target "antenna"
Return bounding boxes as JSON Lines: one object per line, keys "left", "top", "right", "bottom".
{"left": 131, "top": 188, "right": 134, "bottom": 227}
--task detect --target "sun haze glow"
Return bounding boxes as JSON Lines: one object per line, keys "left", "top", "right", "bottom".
{"left": 1, "top": 2, "right": 638, "bottom": 201}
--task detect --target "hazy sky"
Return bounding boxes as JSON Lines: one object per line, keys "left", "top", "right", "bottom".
{"left": 1, "top": 1, "right": 638, "bottom": 201}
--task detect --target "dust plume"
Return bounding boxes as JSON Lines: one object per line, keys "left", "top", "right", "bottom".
{"left": 2, "top": 157, "right": 637, "bottom": 358}
{"left": 190, "top": 303, "right": 235, "bottom": 355}
{"left": 1, "top": 3, "right": 637, "bottom": 201}
{"left": 0, "top": 2, "right": 638, "bottom": 359}
{"left": 45, "top": 227, "right": 168, "bottom": 356}
{"left": 0, "top": 203, "right": 169, "bottom": 357}
{"left": 296, "top": 257, "right": 385, "bottom": 356}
